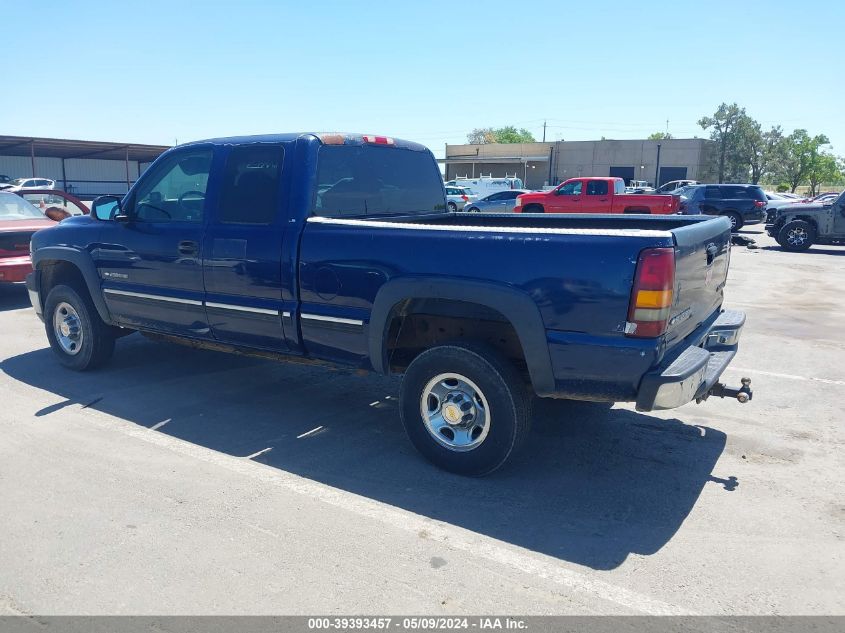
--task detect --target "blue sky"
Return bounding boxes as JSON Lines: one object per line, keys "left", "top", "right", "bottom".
{"left": 3, "top": 0, "right": 843, "bottom": 158}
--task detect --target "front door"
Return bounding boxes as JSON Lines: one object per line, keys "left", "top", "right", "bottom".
{"left": 832, "top": 194, "right": 845, "bottom": 237}
{"left": 203, "top": 143, "right": 289, "bottom": 350}
{"left": 96, "top": 147, "right": 214, "bottom": 336}
{"left": 554, "top": 179, "right": 583, "bottom": 212}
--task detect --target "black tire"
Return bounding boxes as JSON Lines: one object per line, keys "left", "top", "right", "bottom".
{"left": 447, "top": 202, "right": 457, "bottom": 212}
{"left": 44, "top": 284, "right": 115, "bottom": 370}
{"left": 723, "top": 211, "right": 743, "bottom": 231}
{"left": 777, "top": 220, "right": 815, "bottom": 251}
{"left": 466, "top": 206, "right": 480, "bottom": 213}
{"left": 400, "top": 343, "right": 531, "bottom": 476}
{"left": 523, "top": 204, "right": 544, "bottom": 213}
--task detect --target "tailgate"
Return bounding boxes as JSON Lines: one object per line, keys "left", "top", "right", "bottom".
{"left": 665, "top": 216, "right": 732, "bottom": 346}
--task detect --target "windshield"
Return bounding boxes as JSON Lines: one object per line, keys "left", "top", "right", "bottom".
{"left": 313, "top": 144, "right": 445, "bottom": 217}
{"left": 11, "top": 178, "right": 28, "bottom": 186}
{"left": 0, "top": 193, "right": 47, "bottom": 220}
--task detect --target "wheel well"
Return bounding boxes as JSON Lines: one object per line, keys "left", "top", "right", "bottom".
{"left": 383, "top": 298, "right": 527, "bottom": 377}
{"left": 39, "top": 260, "right": 87, "bottom": 302}
{"left": 523, "top": 203, "right": 543, "bottom": 213}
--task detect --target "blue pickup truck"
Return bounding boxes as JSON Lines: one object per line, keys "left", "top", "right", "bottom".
{"left": 26, "top": 133, "right": 751, "bottom": 475}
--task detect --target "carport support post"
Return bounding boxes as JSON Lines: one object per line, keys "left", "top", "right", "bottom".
{"left": 61, "top": 158, "right": 67, "bottom": 192}
{"left": 30, "top": 141, "right": 36, "bottom": 177}
{"left": 654, "top": 143, "right": 662, "bottom": 188}
{"left": 125, "top": 147, "right": 131, "bottom": 191}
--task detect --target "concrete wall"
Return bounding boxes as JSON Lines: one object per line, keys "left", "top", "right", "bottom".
{"left": 445, "top": 138, "right": 716, "bottom": 188}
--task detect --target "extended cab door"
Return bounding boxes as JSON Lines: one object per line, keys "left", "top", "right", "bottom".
{"left": 552, "top": 179, "right": 583, "bottom": 212}
{"left": 202, "top": 143, "right": 289, "bottom": 350}
{"left": 96, "top": 147, "right": 213, "bottom": 336}
{"left": 582, "top": 179, "right": 611, "bottom": 213}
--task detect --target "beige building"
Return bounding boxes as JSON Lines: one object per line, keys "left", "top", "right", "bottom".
{"left": 443, "top": 138, "right": 716, "bottom": 190}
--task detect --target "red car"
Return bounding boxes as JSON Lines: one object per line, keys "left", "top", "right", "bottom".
{"left": 0, "top": 192, "right": 56, "bottom": 283}
{"left": 514, "top": 177, "right": 681, "bottom": 215}
{"left": 14, "top": 189, "right": 90, "bottom": 221}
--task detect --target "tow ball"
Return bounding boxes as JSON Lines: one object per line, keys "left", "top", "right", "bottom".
{"left": 700, "top": 377, "right": 753, "bottom": 404}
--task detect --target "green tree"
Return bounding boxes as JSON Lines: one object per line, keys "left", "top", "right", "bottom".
{"left": 806, "top": 152, "right": 843, "bottom": 196}
{"left": 466, "top": 126, "right": 536, "bottom": 144}
{"left": 466, "top": 128, "right": 496, "bottom": 144}
{"left": 647, "top": 132, "right": 673, "bottom": 140}
{"left": 698, "top": 103, "right": 746, "bottom": 183}
{"left": 779, "top": 130, "right": 830, "bottom": 192}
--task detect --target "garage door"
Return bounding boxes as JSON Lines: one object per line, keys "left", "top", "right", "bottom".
{"left": 609, "top": 166, "right": 635, "bottom": 185}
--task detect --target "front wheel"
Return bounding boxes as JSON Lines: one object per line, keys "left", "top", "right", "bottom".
{"left": 466, "top": 206, "right": 480, "bottom": 213}
{"left": 777, "top": 220, "right": 815, "bottom": 251}
{"left": 44, "top": 284, "right": 115, "bottom": 370}
{"left": 400, "top": 343, "right": 531, "bottom": 476}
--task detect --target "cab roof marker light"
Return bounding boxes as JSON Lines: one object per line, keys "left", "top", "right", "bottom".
{"left": 363, "top": 135, "right": 395, "bottom": 145}
{"left": 319, "top": 134, "right": 345, "bottom": 145}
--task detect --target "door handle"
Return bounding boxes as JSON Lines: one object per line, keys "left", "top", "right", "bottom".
{"left": 599, "top": 198, "right": 609, "bottom": 202}
{"left": 178, "top": 240, "right": 198, "bottom": 256}
{"left": 572, "top": 197, "right": 580, "bottom": 201}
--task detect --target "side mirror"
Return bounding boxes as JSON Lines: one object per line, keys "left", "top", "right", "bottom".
{"left": 91, "top": 195, "right": 127, "bottom": 221}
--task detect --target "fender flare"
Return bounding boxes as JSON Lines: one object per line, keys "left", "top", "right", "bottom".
{"left": 32, "top": 246, "right": 112, "bottom": 323}
{"left": 368, "top": 277, "right": 556, "bottom": 396}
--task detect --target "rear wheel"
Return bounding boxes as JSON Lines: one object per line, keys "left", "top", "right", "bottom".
{"left": 400, "top": 343, "right": 531, "bottom": 476}
{"left": 447, "top": 202, "right": 458, "bottom": 212}
{"left": 777, "top": 220, "right": 815, "bottom": 251}
{"left": 466, "top": 206, "right": 480, "bottom": 213}
{"left": 723, "top": 211, "right": 743, "bottom": 231}
{"left": 44, "top": 284, "right": 115, "bottom": 370}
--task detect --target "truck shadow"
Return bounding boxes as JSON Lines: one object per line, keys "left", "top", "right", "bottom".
{"left": 1, "top": 335, "right": 731, "bottom": 570}
{"left": 0, "top": 284, "right": 31, "bottom": 311}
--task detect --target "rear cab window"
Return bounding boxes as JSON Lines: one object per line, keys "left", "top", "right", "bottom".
{"left": 313, "top": 144, "right": 445, "bottom": 218}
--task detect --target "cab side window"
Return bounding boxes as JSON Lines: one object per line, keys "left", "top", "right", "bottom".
{"left": 586, "top": 180, "right": 608, "bottom": 196}
{"left": 218, "top": 144, "right": 284, "bottom": 224}
{"left": 133, "top": 149, "right": 212, "bottom": 222}
{"left": 559, "top": 181, "right": 583, "bottom": 195}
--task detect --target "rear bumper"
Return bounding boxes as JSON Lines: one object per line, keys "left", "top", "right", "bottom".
{"left": 0, "top": 256, "right": 33, "bottom": 283}
{"left": 744, "top": 209, "right": 766, "bottom": 224}
{"left": 635, "top": 309, "right": 746, "bottom": 411}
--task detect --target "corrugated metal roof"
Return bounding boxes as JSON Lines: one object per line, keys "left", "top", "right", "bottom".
{"left": 0, "top": 135, "right": 171, "bottom": 162}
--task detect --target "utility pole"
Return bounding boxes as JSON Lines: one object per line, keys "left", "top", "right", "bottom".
{"left": 542, "top": 120, "right": 546, "bottom": 143}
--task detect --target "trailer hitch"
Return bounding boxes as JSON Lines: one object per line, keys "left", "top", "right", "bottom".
{"left": 701, "top": 377, "right": 753, "bottom": 403}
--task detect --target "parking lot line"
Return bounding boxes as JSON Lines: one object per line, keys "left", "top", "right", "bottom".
{"left": 726, "top": 367, "right": 845, "bottom": 387}
{"left": 79, "top": 405, "right": 697, "bottom": 616}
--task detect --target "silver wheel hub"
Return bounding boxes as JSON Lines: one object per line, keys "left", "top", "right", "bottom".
{"left": 420, "top": 373, "right": 490, "bottom": 452}
{"left": 787, "top": 227, "right": 807, "bottom": 245}
{"left": 53, "top": 302, "right": 83, "bottom": 355}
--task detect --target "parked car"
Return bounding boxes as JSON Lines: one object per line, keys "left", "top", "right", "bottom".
{"left": 675, "top": 184, "right": 767, "bottom": 230}
{"left": 26, "top": 132, "right": 750, "bottom": 475}
{"left": 445, "top": 176, "right": 524, "bottom": 198}
{"left": 0, "top": 175, "right": 13, "bottom": 187}
{"left": 625, "top": 180, "right": 655, "bottom": 193}
{"left": 464, "top": 189, "right": 528, "bottom": 213}
{"left": 445, "top": 186, "right": 476, "bottom": 211}
{"left": 15, "top": 189, "right": 90, "bottom": 221}
{"left": 764, "top": 192, "right": 798, "bottom": 213}
{"left": 3, "top": 177, "right": 56, "bottom": 192}
{"left": 656, "top": 179, "right": 698, "bottom": 194}
{"left": 0, "top": 192, "right": 56, "bottom": 283}
{"left": 514, "top": 177, "right": 680, "bottom": 215}
{"left": 766, "top": 190, "right": 845, "bottom": 251}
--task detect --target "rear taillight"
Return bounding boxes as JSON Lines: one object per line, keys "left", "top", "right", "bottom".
{"left": 461, "top": 195, "right": 469, "bottom": 202}
{"left": 626, "top": 248, "right": 675, "bottom": 338}
{"left": 754, "top": 200, "right": 765, "bottom": 207}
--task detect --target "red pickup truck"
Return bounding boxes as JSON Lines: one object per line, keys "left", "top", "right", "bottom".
{"left": 514, "top": 177, "right": 680, "bottom": 215}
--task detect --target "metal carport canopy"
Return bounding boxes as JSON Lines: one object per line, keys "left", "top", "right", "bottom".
{"left": 0, "top": 135, "right": 170, "bottom": 162}
{"left": 437, "top": 155, "right": 550, "bottom": 164}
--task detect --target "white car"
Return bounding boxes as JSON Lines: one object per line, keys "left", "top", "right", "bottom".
{"left": 1, "top": 177, "right": 56, "bottom": 192}
{"left": 445, "top": 186, "right": 477, "bottom": 212}
{"left": 445, "top": 176, "right": 524, "bottom": 198}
